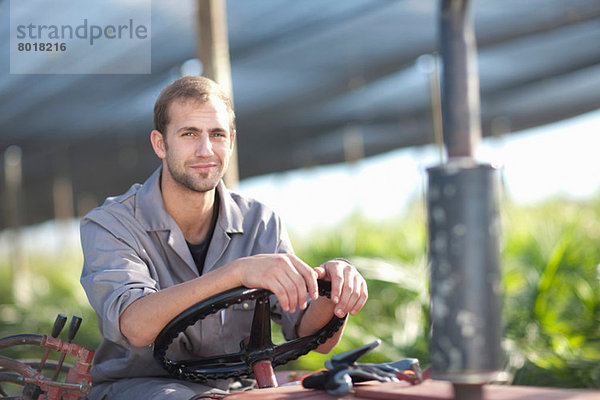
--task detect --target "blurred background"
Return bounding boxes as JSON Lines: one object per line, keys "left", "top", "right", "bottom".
{"left": 1, "top": 0, "right": 599, "bottom": 389}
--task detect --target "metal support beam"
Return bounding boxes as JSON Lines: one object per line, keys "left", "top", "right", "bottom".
{"left": 4, "top": 145, "right": 32, "bottom": 307}
{"left": 439, "top": 0, "right": 481, "bottom": 158}
{"left": 427, "top": 1, "right": 506, "bottom": 398}
{"left": 197, "top": 0, "right": 239, "bottom": 188}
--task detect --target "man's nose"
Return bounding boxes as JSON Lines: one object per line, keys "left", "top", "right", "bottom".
{"left": 196, "top": 134, "right": 214, "bottom": 156}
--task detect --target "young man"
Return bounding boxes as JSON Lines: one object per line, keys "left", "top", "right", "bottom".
{"left": 80, "top": 76, "right": 368, "bottom": 400}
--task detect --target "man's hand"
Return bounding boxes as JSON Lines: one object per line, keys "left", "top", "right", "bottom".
{"left": 296, "top": 258, "right": 368, "bottom": 353}
{"left": 313, "top": 259, "right": 368, "bottom": 318}
{"left": 232, "top": 254, "right": 320, "bottom": 313}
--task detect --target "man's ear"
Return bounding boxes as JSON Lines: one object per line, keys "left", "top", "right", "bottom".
{"left": 229, "top": 129, "right": 237, "bottom": 151}
{"left": 151, "top": 130, "right": 166, "bottom": 159}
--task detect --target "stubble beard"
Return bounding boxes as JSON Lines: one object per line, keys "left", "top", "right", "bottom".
{"left": 165, "top": 156, "right": 225, "bottom": 193}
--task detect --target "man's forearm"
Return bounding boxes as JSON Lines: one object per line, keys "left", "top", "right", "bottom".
{"left": 120, "top": 263, "right": 241, "bottom": 347}
{"left": 297, "top": 297, "right": 346, "bottom": 354}
{"left": 119, "top": 253, "right": 320, "bottom": 347}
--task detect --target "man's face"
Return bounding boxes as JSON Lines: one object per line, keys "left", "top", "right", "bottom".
{"left": 155, "top": 98, "right": 235, "bottom": 193}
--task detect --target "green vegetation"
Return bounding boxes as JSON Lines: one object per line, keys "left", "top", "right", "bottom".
{"left": 500, "top": 198, "right": 600, "bottom": 387}
{"left": 288, "top": 196, "right": 600, "bottom": 388}
{"left": 1, "top": 195, "right": 599, "bottom": 388}
{"left": 0, "top": 249, "right": 99, "bottom": 362}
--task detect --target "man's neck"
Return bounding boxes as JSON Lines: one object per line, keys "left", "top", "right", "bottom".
{"left": 160, "top": 170, "right": 216, "bottom": 244}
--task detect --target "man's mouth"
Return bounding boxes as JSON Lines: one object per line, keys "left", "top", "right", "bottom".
{"left": 190, "top": 162, "right": 218, "bottom": 172}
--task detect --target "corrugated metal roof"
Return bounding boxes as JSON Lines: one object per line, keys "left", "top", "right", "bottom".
{"left": 1, "top": 0, "right": 599, "bottom": 227}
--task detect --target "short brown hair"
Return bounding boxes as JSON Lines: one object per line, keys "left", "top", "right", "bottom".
{"left": 153, "top": 76, "right": 236, "bottom": 134}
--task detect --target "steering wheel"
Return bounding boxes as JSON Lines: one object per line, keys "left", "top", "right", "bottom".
{"left": 153, "top": 280, "right": 346, "bottom": 384}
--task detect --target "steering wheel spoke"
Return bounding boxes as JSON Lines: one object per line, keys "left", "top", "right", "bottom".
{"left": 245, "top": 295, "right": 274, "bottom": 353}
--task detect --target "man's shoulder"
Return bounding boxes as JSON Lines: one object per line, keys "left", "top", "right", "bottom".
{"left": 223, "top": 188, "right": 292, "bottom": 252}
{"left": 83, "top": 183, "right": 142, "bottom": 226}
{"left": 227, "top": 189, "right": 278, "bottom": 218}
{"left": 223, "top": 189, "right": 287, "bottom": 236}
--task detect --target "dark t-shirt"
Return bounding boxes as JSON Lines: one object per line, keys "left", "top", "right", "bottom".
{"left": 186, "top": 192, "right": 220, "bottom": 275}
